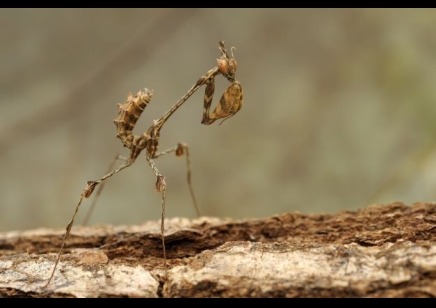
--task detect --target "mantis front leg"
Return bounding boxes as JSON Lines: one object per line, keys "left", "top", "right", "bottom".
{"left": 201, "top": 76, "right": 243, "bottom": 125}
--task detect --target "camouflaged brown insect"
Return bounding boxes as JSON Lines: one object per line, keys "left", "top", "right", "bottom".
{"left": 45, "top": 41, "right": 243, "bottom": 287}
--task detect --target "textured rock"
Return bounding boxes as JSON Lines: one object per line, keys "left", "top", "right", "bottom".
{"left": 1, "top": 202, "right": 435, "bottom": 297}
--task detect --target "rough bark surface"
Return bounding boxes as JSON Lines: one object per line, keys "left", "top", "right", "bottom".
{"left": 1, "top": 202, "right": 436, "bottom": 298}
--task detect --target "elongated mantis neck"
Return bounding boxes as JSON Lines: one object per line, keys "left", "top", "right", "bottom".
{"left": 153, "top": 67, "right": 220, "bottom": 131}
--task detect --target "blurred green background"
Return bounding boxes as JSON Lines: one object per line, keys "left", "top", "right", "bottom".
{"left": 2, "top": 8, "right": 436, "bottom": 232}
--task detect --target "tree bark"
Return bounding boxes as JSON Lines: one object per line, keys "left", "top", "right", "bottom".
{"left": 1, "top": 202, "right": 436, "bottom": 297}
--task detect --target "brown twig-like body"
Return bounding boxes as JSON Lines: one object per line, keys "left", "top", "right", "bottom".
{"left": 45, "top": 41, "right": 243, "bottom": 287}
{"left": 113, "top": 90, "right": 153, "bottom": 160}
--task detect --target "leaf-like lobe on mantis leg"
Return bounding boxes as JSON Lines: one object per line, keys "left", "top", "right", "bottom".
{"left": 83, "top": 181, "right": 98, "bottom": 198}
{"left": 210, "top": 81, "right": 243, "bottom": 123}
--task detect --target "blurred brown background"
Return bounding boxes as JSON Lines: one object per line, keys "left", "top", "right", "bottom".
{"left": 2, "top": 8, "right": 436, "bottom": 232}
